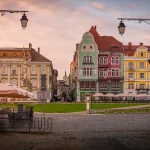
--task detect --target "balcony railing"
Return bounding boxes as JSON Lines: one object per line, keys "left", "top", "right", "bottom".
{"left": 128, "top": 78, "right": 134, "bottom": 81}
{"left": 128, "top": 67, "right": 135, "bottom": 70}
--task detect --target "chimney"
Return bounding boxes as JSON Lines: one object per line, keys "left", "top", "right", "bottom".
{"left": 76, "top": 44, "right": 79, "bottom": 50}
{"left": 38, "top": 47, "right": 40, "bottom": 53}
{"left": 94, "top": 25, "right": 96, "bottom": 30}
{"left": 140, "top": 43, "right": 143, "bottom": 46}
{"left": 128, "top": 42, "right": 132, "bottom": 49}
{"left": 29, "top": 43, "right": 32, "bottom": 50}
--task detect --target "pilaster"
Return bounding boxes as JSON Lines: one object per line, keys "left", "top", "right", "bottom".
{"left": 77, "top": 81, "right": 80, "bottom": 102}
{"left": 18, "top": 65, "right": 21, "bottom": 87}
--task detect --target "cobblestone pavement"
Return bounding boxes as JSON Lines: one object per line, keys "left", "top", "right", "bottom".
{"left": 0, "top": 114, "right": 150, "bottom": 150}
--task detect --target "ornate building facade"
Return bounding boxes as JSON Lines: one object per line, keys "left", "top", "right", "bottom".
{"left": 70, "top": 26, "right": 124, "bottom": 102}
{"left": 124, "top": 42, "right": 150, "bottom": 96}
{"left": 0, "top": 43, "right": 54, "bottom": 102}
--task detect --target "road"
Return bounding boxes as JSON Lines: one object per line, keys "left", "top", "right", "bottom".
{"left": 0, "top": 113, "right": 150, "bottom": 150}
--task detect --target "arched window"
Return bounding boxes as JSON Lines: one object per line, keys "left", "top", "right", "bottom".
{"left": 111, "top": 57, "right": 115, "bottom": 64}
{"left": 12, "top": 66, "right": 16, "bottom": 75}
{"left": 99, "top": 57, "right": 103, "bottom": 64}
{"left": 90, "top": 56, "right": 93, "bottom": 63}
{"left": 83, "top": 45, "right": 86, "bottom": 49}
{"left": 2, "top": 66, "right": 6, "bottom": 74}
{"left": 116, "top": 57, "right": 119, "bottom": 64}
{"left": 83, "top": 56, "right": 86, "bottom": 63}
{"left": 104, "top": 57, "right": 107, "bottom": 64}
{"left": 41, "top": 66, "right": 46, "bottom": 74}
{"left": 31, "top": 80, "right": 36, "bottom": 87}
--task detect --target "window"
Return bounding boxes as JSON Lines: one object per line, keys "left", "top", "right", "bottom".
{"left": 99, "top": 69, "right": 108, "bottom": 77}
{"left": 83, "top": 67, "right": 92, "bottom": 76}
{"left": 11, "top": 79, "right": 17, "bottom": 85}
{"left": 129, "top": 73, "right": 134, "bottom": 78}
{"left": 100, "top": 81, "right": 107, "bottom": 88}
{"left": 12, "top": 66, "right": 16, "bottom": 75}
{"left": 140, "top": 62, "right": 144, "bottom": 68}
{"left": 2, "top": 66, "right": 6, "bottom": 74}
{"left": 90, "top": 46, "right": 92, "bottom": 49}
{"left": 83, "top": 56, "right": 86, "bottom": 63}
{"left": 111, "top": 57, "right": 116, "bottom": 64}
{"left": 31, "top": 80, "right": 36, "bottom": 87}
{"left": 111, "top": 56, "right": 119, "bottom": 64}
{"left": 112, "top": 81, "right": 120, "bottom": 87}
{"left": 129, "top": 62, "right": 134, "bottom": 68}
{"left": 128, "top": 84, "right": 134, "bottom": 89}
{"left": 31, "top": 66, "right": 36, "bottom": 74}
{"left": 140, "top": 84, "right": 144, "bottom": 89}
{"left": 111, "top": 69, "right": 119, "bottom": 76}
{"left": 140, "top": 73, "right": 144, "bottom": 78}
{"left": 104, "top": 57, "right": 107, "bottom": 64}
{"left": 83, "top": 56, "right": 93, "bottom": 64}
{"left": 116, "top": 57, "right": 119, "bottom": 64}
{"left": 83, "top": 45, "right": 86, "bottom": 49}
{"left": 99, "top": 57, "right": 103, "bottom": 64}
{"left": 141, "top": 52, "right": 143, "bottom": 57}
{"left": 41, "top": 66, "right": 46, "bottom": 74}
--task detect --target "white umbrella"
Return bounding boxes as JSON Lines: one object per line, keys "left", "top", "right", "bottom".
{"left": 93, "top": 93, "right": 104, "bottom": 97}
{"left": 136, "top": 94, "right": 149, "bottom": 97}
{"left": 116, "top": 93, "right": 128, "bottom": 97}
{"left": 104, "top": 93, "right": 118, "bottom": 97}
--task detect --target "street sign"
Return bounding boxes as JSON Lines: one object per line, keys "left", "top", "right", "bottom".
{"left": 37, "top": 91, "right": 50, "bottom": 99}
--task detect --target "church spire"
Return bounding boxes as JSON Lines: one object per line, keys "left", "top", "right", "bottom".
{"left": 65, "top": 70, "right": 67, "bottom": 77}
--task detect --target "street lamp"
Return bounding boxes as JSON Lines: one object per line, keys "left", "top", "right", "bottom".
{"left": 0, "top": 10, "right": 29, "bottom": 29}
{"left": 117, "top": 18, "right": 150, "bottom": 35}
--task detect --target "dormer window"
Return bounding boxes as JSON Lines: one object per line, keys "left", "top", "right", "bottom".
{"left": 3, "top": 53, "right": 6, "bottom": 57}
{"left": 141, "top": 52, "right": 143, "bottom": 57}
{"left": 13, "top": 53, "right": 16, "bottom": 57}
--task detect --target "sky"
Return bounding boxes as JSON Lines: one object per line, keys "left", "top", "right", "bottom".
{"left": 0, "top": 0, "right": 150, "bottom": 79}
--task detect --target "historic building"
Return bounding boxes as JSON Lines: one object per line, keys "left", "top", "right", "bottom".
{"left": 0, "top": 43, "right": 55, "bottom": 102}
{"left": 124, "top": 42, "right": 150, "bottom": 96}
{"left": 57, "top": 71, "right": 70, "bottom": 100}
{"left": 70, "top": 26, "right": 124, "bottom": 102}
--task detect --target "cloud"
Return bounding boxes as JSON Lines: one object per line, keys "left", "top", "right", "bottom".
{"left": 127, "top": 3, "right": 137, "bottom": 9}
{"left": 91, "top": 2, "right": 106, "bottom": 11}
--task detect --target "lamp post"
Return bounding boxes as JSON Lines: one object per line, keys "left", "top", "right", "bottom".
{"left": 0, "top": 10, "right": 29, "bottom": 29}
{"left": 117, "top": 18, "right": 150, "bottom": 36}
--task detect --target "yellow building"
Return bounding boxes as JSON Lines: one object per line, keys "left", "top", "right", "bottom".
{"left": 0, "top": 43, "right": 54, "bottom": 102}
{"left": 124, "top": 42, "right": 150, "bottom": 97}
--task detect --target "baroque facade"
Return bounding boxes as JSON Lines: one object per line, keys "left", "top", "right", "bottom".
{"left": 0, "top": 43, "right": 55, "bottom": 102}
{"left": 124, "top": 42, "right": 150, "bottom": 96}
{"left": 70, "top": 26, "right": 124, "bottom": 102}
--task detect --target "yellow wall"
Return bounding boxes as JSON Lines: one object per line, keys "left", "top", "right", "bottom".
{"left": 124, "top": 46, "right": 149, "bottom": 90}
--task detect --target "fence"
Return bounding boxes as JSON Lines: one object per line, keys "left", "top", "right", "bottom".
{"left": 0, "top": 117, "right": 52, "bottom": 133}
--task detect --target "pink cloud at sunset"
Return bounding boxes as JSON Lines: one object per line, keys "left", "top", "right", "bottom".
{"left": 0, "top": 0, "right": 150, "bottom": 79}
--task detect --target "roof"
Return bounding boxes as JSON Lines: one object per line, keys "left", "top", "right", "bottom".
{"left": 0, "top": 48, "right": 31, "bottom": 58}
{"left": 30, "top": 48, "right": 51, "bottom": 62}
{"left": 123, "top": 44, "right": 150, "bottom": 56}
{"left": 89, "top": 26, "right": 123, "bottom": 52}
{"left": 0, "top": 47, "right": 51, "bottom": 62}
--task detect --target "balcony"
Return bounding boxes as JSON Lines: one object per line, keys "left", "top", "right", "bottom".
{"left": 99, "top": 75, "right": 123, "bottom": 80}
{"left": 128, "top": 78, "right": 134, "bottom": 81}
{"left": 128, "top": 67, "right": 135, "bottom": 70}
{"left": 82, "top": 62, "right": 94, "bottom": 65}
{"left": 99, "top": 63, "right": 110, "bottom": 67}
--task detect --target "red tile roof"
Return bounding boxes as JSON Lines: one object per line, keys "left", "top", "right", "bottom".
{"left": 123, "top": 44, "right": 150, "bottom": 56}
{"left": 89, "top": 26, "right": 123, "bottom": 52}
{"left": 30, "top": 48, "right": 51, "bottom": 62}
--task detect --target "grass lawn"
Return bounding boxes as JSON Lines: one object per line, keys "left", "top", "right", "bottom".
{"left": 0, "top": 103, "right": 147, "bottom": 113}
